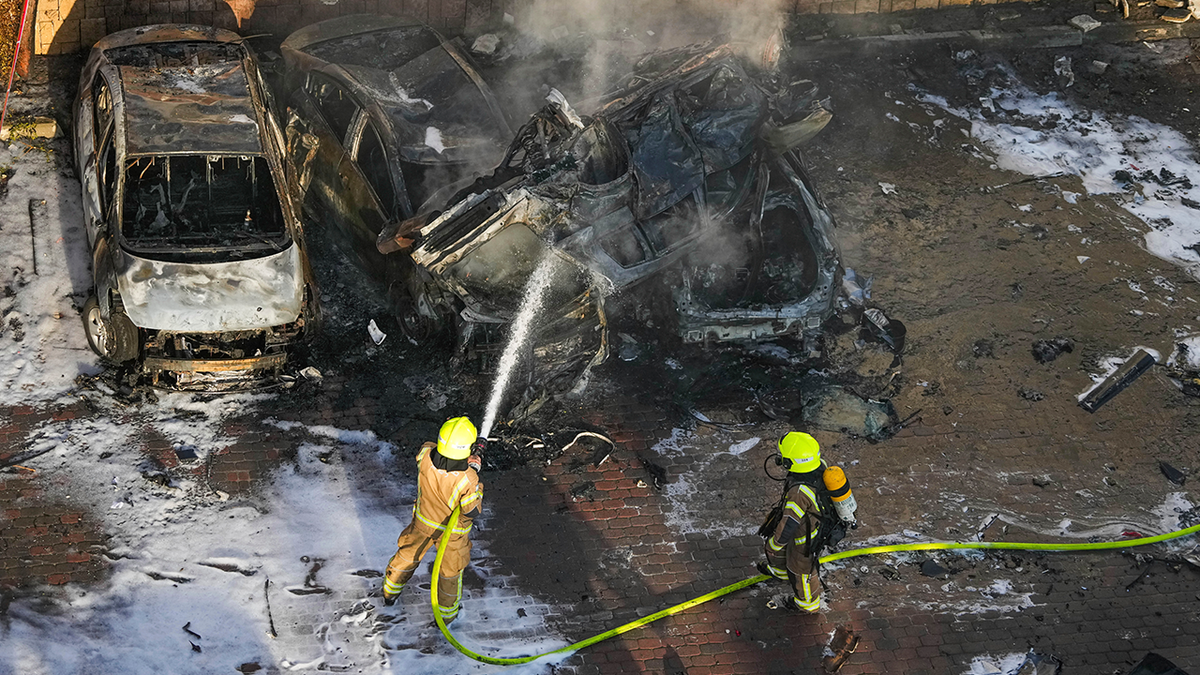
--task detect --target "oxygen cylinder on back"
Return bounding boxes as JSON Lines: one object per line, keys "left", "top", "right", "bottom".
{"left": 822, "top": 466, "right": 858, "bottom": 525}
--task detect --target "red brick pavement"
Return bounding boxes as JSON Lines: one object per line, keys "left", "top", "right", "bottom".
{"left": 2, "top": 373, "right": 1199, "bottom": 672}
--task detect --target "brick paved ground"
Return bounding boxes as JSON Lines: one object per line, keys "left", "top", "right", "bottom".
{"left": 4, "top": 16, "right": 1200, "bottom": 675}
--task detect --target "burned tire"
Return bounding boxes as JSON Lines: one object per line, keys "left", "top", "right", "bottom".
{"left": 387, "top": 280, "right": 447, "bottom": 346}
{"left": 396, "top": 300, "right": 446, "bottom": 346}
{"left": 82, "top": 294, "right": 139, "bottom": 363}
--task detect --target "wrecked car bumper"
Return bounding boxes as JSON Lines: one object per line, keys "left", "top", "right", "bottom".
{"left": 674, "top": 302, "right": 832, "bottom": 344}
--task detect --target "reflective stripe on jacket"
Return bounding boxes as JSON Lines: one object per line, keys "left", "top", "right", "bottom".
{"left": 770, "top": 483, "right": 821, "bottom": 550}
{"left": 412, "top": 442, "right": 483, "bottom": 535}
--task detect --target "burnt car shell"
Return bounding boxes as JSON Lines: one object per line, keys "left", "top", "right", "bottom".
{"left": 380, "top": 44, "right": 840, "bottom": 357}
{"left": 280, "top": 17, "right": 605, "bottom": 411}
{"left": 279, "top": 16, "right": 511, "bottom": 282}
{"left": 73, "top": 25, "right": 318, "bottom": 389}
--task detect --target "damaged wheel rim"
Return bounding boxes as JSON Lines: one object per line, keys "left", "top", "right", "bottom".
{"left": 86, "top": 305, "right": 111, "bottom": 357}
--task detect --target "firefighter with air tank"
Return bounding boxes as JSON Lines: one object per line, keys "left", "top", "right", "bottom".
{"left": 758, "top": 431, "right": 857, "bottom": 613}
{"left": 382, "top": 416, "right": 486, "bottom": 625}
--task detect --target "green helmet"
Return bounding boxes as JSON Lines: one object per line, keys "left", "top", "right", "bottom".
{"left": 779, "top": 432, "right": 820, "bottom": 473}
{"left": 437, "top": 417, "right": 477, "bottom": 460}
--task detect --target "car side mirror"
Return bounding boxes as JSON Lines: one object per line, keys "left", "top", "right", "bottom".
{"left": 377, "top": 212, "right": 433, "bottom": 254}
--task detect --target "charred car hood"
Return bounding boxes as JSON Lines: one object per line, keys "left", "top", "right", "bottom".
{"left": 116, "top": 245, "right": 304, "bottom": 332}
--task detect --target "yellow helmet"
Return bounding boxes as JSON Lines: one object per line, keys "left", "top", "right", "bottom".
{"left": 437, "top": 417, "right": 477, "bottom": 460}
{"left": 779, "top": 432, "right": 820, "bottom": 473}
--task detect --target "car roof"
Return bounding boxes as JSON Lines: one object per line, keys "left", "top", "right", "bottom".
{"left": 103, "top": 35, "right": 263, "bottom": 156}
{"left": 280, "top": 14, "right": 439, "bottom": 65}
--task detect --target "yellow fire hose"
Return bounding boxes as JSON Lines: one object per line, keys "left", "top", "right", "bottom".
{"left": 431, "top": 506, "right": 1200, "bottom": 666}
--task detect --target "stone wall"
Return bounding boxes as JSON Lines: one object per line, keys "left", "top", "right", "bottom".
{"left": 34, "top": 0, "right": 516, "bottom": 54}
{"left": 32, "top": 0, "right": 1034, "bottom": 55}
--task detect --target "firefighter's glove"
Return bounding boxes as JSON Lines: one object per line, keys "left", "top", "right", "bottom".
{"left": 468, "top": 454, "right": 482, "bottom": 473}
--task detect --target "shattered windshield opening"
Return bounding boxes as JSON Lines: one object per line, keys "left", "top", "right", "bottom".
{"left": 121, "top": 154, "right": 290, "bottom": 262}
{"left": 448, "top": 224, "right": 589, "bottom": 313}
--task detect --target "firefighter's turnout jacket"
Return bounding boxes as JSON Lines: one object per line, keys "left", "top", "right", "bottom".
{"left": 384, "top": 442, "right": 483, "bottom": 623}
{"left": 763, "top": 480, "right": 823, "bottom": 613}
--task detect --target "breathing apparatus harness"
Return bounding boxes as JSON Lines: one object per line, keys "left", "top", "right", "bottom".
{"left": 759, "top": 451, "right": 858, "bottom": 558}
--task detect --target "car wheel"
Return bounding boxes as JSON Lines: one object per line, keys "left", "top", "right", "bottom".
{"left": 396, "top": 300, "right": 445, "bottom": 345}
{"left": 82, "top": 294, "right": 139, "bottom": 363}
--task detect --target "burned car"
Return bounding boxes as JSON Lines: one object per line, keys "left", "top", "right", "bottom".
{"left": 73, "top": 25, "right": 318, "bottom": 389}
{"left": 279, "top": 17, "right": 607, "bottom": 402}
{"left": 379, "top": 43, "right": 841, "bottom": 357}
{"left": 279, "top": 16, "right": 512, "bottom": 292}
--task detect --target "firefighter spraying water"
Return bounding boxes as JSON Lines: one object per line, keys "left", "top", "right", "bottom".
{"left": 382, "top": 416, "right": 488, "bottom": 624}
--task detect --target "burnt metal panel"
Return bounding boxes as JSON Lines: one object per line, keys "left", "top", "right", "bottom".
{"left": 119, "top": 61, "right": 261, "bottom": 156}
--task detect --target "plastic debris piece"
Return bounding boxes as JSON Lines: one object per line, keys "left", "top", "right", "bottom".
{"left": 1068, "top": 14, "right": 1102, "bottom": 31}
{"left": 1159, "top": 461, "right": 1186, "bottom": 485}
{"left": 299, "top": 366, "right": 322, "bottom": 381}
{"left": 367, "top": 319, "right": 386, "bottom": 345}
{"left": 1123, "top": 530, "right": 1143, "bottom": 538}
{"left": 879, "top": 182, "right": 897, "bottom": 195}
{"left": 841, "top": 268, "right": 872, "bottom": 306}
{"left": 919, "top": 559, "right": 948, "bottom": 577}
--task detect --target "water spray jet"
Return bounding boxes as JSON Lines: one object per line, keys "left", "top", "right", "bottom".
{"left": 479, "top": 252, "right": 559, "bottom": 439}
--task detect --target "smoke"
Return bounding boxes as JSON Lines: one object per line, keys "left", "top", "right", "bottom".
{"left": 509, "top": 0, "right": 788, "bottom": 105}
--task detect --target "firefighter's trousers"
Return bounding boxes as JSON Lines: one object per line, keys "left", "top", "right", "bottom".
{"left": 764, "top": 540, "right": 821, "bottom": 613}
{"left": 383, "top": 518, "right": 471, "bottom": 623}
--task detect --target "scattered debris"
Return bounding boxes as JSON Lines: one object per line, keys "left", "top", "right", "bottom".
{"left": 1068, "top": 14, "right": 1102, "bottom": 31}
{"left": 190, "top": 641, "right": 202, "bottom": 653}
{"left": 617, "top": 333, "right": 642, "bottom": 362}
{"left": 367, "top": 319, "right": 386, "bottom": 345}
{"left": 560, "top": 431, "right": 615, "bottom": 467}
{"left": 879, "top": 182, "right": 897, "bottom": 195}
{"left": 288, "top": 558, "right": 332, "bottom": 595}
{"left": 823, "top": 625, "right": 859, "bottom": 672}
{"left": 470, "top": 33, "right": 500, "bottom": 55}
{"left": 800, "top": 385, "right": 899, "bottom": 441}
{"left": 919, "top": 559, "right": 949, "bottom": 577}
{"left": 1088, "top": 60, "right": 1109, "bottom": 75}
{"left": 197, "top": 560, "right": 257, "bottom": 576}
{"left": 1079, "top": 348, "right": 1157, "bottom": 413}
{"left": 569, "top": 481, "right": 596, "bottom": 501}
{"left": 1017, "top": 651, "right": 1064, "bottom": 675}
{"left": 299, "top": 366, "right": 323, "bottom": 381}
{"left": 1031, "top": 337, "right": 1073, "bottom": 363}
{"left": 264, "top": 578, "right": 277, "bottom": 638}
{"left": 841, "top": 268, "right": 873, "bottom": 306}
{"left": 1018, "top": 387, "right": 1045, "bottom": 402}
{"left": 1054, "top": 56, "right": 1075, "bottom": 88}
{"left": 1159, "top": 461, "right": 1186, "bottom": 486}
{"left": 182, "top": 622, "right": 202, "bottom": 640}
{"left": 642, "top": 459, "right": 667, "bottom": 490}
{"left": 1160, "top": 7, "right": 1193, "bottom": 22}
{"left": 974, "top": 339, "right": 996, "bottom": 359}
{"left": 1127, "top": 652, "right": 1191, "bottom": 675}
{"left": 235, "top": 664, "right": 262, "bottom": 673}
